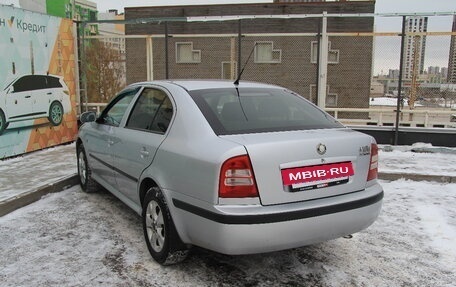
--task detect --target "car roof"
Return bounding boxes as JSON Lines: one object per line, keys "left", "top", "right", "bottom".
{"left": 131, "top": 80, "right": 283, "bottom": 91}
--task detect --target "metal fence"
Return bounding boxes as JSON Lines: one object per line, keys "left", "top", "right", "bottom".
{"left": 78, "top": 12, "right": 456, "bottom": 138}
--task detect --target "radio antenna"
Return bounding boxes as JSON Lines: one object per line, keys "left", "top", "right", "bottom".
{"left": 234, "top": 43, "right": 257, "bottom": 86}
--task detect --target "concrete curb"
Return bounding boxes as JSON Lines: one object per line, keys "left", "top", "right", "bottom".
{"left": 0, "top": 172, "right": 454, "bottom": 217}
{"left": 0, "top": 174, "right": 79, "bottom": 217}
{"left": 378, "top": 172, "right": 455, "bottom": 183}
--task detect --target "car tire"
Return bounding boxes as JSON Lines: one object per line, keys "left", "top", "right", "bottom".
{"left": 142, "top": 187, "right": 189, "bottom": 265}
{"left": 0, "top": 109, "right": 8, "bottom": 136}
{"left": 77, "top": 144, "right": 98, "bottom": 193}
{"left": 48, "top": 101, "right": 64, "bottom": 126}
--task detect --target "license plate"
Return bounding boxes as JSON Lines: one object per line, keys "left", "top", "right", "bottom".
{"left": 281, "top": 162, "right": 354, "bottom": 191}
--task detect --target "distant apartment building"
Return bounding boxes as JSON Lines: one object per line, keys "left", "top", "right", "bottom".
{"left": 19, "top": 0, "right": 98, "bottom": 35}
{"left": 388, "top": 69, "right": 400, "bottom": 79}
{"left": 440, "top": 67, "right": 448, "bottom": 80}
{"left": 125, "top": 1, "right": 375, "bottom": 109}
{"left": 98, "top": 10, "right": 125, "bottom": 55}
{"left": 98, "top": 10, "right": 126, "bottom": 88}
{"left": 448, "top": 15, "right": 456, "bottom": 83}
{"left": 427, "top": 66, "right": 440, "bottom": 75}
{"left": 404, "top": 16, "right": 428, "bottom": 79}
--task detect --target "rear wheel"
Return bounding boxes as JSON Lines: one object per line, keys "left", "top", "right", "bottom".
{"left": 77, "top": 144, "right": 98, "bottom": 193}
{"left": 142, "top": 187, "right": 189, "bottom": 265}
{"left": 48, "top": 101, "right": 63, "bottom": 126}
{"left": 0, "top": 109, "right": 7, "bottom": 135}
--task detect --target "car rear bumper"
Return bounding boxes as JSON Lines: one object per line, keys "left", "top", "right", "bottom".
{"left": 171, "top": 183, "right": 383, "bottom": 255}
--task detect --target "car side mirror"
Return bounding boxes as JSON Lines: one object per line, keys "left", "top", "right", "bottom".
{"left": 80, "top": 111, "right": 97, "bottom": 123}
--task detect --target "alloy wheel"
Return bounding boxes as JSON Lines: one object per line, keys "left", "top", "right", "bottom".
{"left": 78, "top": 151, "right": 87, "bottom": 184}
{"left": 50, "top": 103, "right": 63, "bottom": 125}
{"left": 145, "top": 200, "right": 165, "bottom": 253}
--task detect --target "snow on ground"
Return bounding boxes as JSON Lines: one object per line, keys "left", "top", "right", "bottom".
{"left": 378, "top": 143, "right": 456, "bottom": 177}
{"left": 370, "top": 97, "right": 423, "bottom": 107}
{"left": 0, "top": 143, "right": 76, "bottom": 202}
{"left": 0, "top": 142, "right": 455, "bottom": 286}
{"left": 0, "top": 180, "right": 455, "bottom": 287}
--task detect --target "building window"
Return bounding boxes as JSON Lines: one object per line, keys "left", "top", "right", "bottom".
{"left": 254, "top": 41, "right": 281, "bottom": 63}
{"left": 311, "top": 41, "right": 339, "bottom": 64}
{"left": 222, "top": 61, "right": 238, "bottom": 80}
{"left": 176, "top": 42, "right": 201, "bottom": 63}
{"left": 326, "top": 93, "right": 338, "bottom": 107}
{"left": 328, "top": 49, "right": 339, "bottom": 63}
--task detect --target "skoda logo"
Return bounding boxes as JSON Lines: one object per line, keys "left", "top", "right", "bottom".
{"left": 317, "top": 143, "right": 326, "bottom": 155}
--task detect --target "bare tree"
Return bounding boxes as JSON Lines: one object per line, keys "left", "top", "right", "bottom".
{"left": 85, "top": 39, "right": 125, "bottom": 103}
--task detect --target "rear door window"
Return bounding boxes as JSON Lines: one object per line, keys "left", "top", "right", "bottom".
{"left": 189, "top": 87, "right": 343, "bottom": 135}
{"left": 126, "top": 88, "right": 174, "bottom": 134}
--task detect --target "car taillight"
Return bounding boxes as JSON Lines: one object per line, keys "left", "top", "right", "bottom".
{"left": 367, "top": 143, "right": 378, "bottom": 181}
{"left": 219, "top": 155, "right": 259, "bottom": 198}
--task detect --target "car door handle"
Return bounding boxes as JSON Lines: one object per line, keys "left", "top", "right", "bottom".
{"left": 47, "top": 92, "right": 52, "bottom": 95}
{"left": 25, "top": 96, "right": 31, "bottom": 98}
{"left": 107, "top": 139, "right": 115, "bottom": 145}
{"left": 140, "top": 149, "right": 150, "bottom": 158}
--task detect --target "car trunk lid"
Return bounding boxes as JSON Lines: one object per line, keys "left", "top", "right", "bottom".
{"left": 220, "top": 128, "right": 374, "bottom": 206}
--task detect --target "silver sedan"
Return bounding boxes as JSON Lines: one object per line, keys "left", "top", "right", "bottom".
{"left": 76, "top": 80, "right": 383, "bottom": 265}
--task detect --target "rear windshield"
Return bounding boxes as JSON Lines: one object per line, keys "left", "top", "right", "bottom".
{"left": 189, "top": 87, "right": 343, "bottom": 135}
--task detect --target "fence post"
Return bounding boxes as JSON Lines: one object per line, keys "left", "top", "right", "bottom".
{"left": 165, "top": 22, "right": 169, "bottom": 80}
{"left": 146, "top": 36, "right": 154, "bottom": 81}
{"left": 80, "top": 21, "right": 88, "bottom": 112}
{"left": 394, "top": 16, "right": 407, "bottom": 145}
{"left": 237, "top": 20, "right": 242, "bottom": 77}
{"left": 317, "top": 12, "right": 328, "bottom": 109}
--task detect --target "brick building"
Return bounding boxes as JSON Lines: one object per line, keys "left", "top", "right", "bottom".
{"left": 124, "top": 1, "right": 375, "bottom": 108}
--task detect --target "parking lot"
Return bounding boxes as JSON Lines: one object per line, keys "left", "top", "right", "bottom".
{"left": 1, "top": 179, "right": 455, "bottom": 287}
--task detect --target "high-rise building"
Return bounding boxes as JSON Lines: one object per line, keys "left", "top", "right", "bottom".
{"left": 388, "top": 69, "right": 400, "bottom": 79}
{"left": 98, "top": 10, "right": 126, "bottom": 88}
{"left": 427, "top": 66, "right": 440, "bottom": 75}
{"left": 19, "top": 0, "right": 98, "bottom": 35}
{"left": 403, "top": 16, "right": 428, "bottom": 79}
{"left": 448, "top": 15, "right": 456, "bottom": 83}
{"left": 98, "top": 10, "right": 125, "bottom": 55}
{"left": 441, "top": 67, "right": 448, "bottom": 80}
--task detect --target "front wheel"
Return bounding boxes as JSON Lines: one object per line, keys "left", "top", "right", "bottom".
{"left": 48, "top": 101, "right": 64, "bottom": 126}
{"left": 77, "top": 144, "right": 98, "bottom": 193}
{"left": 142, "top": 187, "right": 189, "bottom": 265}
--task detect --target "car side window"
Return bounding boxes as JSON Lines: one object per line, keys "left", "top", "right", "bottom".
{"left": 99, "top": 87, "right": 139, "bottom": 127}
{"left": 126, "top": 88, "right": 173, "bottom": 134}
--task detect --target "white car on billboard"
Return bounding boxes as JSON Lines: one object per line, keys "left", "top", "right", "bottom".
{"left": 0, "top": 74, "right": 72, "bottom": 135}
